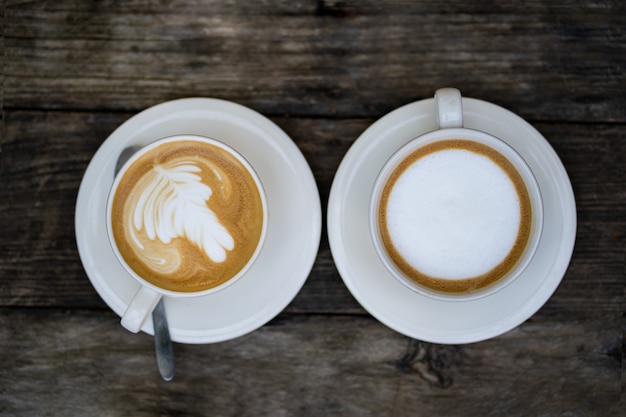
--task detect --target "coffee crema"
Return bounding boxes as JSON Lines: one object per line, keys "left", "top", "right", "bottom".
{"left": 378, "top": 139, "right": 532, "bottom": 294}
{"left": 111, "top": 139, "right": 264, "bottom": 293}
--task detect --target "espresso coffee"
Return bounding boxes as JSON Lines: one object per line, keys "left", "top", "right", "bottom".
{"left": 110, "top": 139, "right": 265, "bottom": 293}
{"left": 378, "top": 139, "right": 532, "bottom": 294}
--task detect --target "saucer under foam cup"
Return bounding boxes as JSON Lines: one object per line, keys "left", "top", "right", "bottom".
{"left": 327, "top": 92, "right": 576, "bottom": 344}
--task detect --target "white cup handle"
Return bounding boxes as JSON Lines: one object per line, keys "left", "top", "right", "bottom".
{"left": 121, "top": 286, "right": 162, "bottom": 333}
{"left": 435, "top": 88, "right": 463, "bottom": 128}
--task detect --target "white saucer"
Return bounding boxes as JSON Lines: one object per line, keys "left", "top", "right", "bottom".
{"left": 327, "top": 97, "right": 576, "bottom": 344}
{"left": 75, "top": 98, "right": 321, "bottom": 344}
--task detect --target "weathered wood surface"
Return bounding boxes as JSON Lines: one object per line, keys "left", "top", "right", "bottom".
{"left": 4, "top": 0, "right": 626, "bottom": 121}
{"left": 0, "top": 310, "right": 621, "bottom": 417}
{"left": 1, "top": 1, "right": 624, "bottom": 416}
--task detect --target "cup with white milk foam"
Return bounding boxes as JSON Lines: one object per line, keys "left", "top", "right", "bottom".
{"left": 369, "top": 88, "right": 543, "bottom": 301}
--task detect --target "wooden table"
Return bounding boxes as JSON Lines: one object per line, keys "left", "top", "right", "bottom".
{"left": 1, "top": 1, "right": 623, "bottom": 415}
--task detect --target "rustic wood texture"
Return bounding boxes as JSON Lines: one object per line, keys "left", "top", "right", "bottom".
{"left": 5, "top": 1, "right": 626, "bottom": 121}
{"left": 0, "top": 310, "right": 621, "bottom": 417}
{"left": 1, "top": 0, "right": 624, "bottom": 416}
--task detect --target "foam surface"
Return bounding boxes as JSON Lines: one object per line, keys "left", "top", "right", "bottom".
{"left": 385, "top": 148, "right": 521, "bottom": 280}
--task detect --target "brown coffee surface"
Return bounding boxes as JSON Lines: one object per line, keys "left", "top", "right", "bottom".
{"left": 111, "top": 139, "right": 264, "bottom": 292}
{"left": 378, "top": 139, "right": 532, "bottom": 294}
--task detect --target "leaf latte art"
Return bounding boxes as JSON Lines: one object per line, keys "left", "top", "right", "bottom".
{"left": 131, "top": 162, "right": 235, "bottom": 264}
{"left": 111, "top": 140, "right": 265, "bottom": 293}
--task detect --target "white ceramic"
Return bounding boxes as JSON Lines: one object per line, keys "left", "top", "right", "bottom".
{"left": 327, "top": 95, "right": 576, "bottom": 344}
{"left": 76, "top": 98, "right": 321, "bottom": 344}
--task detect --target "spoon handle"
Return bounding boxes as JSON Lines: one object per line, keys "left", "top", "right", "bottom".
{"left": 153, "top": 298, "right": 174, "bottom": 381}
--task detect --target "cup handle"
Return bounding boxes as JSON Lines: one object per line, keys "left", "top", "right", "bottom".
{"left": 121, "top": 285, "right": 162, "bottom": 333}
{"left": 435, "top": 88, "right": 463, "bottom": 128}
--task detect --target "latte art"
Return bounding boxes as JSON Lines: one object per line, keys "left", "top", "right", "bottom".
{"left": 130, "top": 161, "right": 234, "bottom": 264}
{"left": 111, "top": 139, "right": 265, "bottom": 293}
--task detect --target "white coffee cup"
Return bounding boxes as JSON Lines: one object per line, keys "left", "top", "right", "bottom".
{"left": 369, "top": 88, "right": 543, "bottom": 301}
{"left": 106, "top": 135, "right": 268, "bottom": 332}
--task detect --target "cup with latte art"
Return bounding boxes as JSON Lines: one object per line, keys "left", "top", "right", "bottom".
{"left": 106, "top": 135, "right": 268, "bottom": 333}
{"left": 369, "top": 88, "right": 544, "bottom": 301}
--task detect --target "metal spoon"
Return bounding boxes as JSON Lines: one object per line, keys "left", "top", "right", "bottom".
{"left": 115, "top": 145, "right": 175, "bottom": 381}
{"left": 152, "top": 297, "right": 174, "bottom": 381}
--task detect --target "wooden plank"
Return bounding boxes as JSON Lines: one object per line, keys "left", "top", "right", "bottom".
{"left": 0, "top": 309, "right": 620, "bottom": 416}
{"left": 531, "top": 122, "right": 626, "bottom": 317}
{"left": 4, "top": 1, "right": 625, "bottom": 121}
{"left": 0, "top": 110, "right": 624, "bottom": 320}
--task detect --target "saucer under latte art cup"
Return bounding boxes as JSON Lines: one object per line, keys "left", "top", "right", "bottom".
{"left": 106, "top": 135, "right": 268, "bottom": 333}
{"left": 370, "top": 88, "right": 544, "bottom": 301}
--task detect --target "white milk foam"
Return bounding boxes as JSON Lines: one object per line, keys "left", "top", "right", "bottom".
{"left": 385, "top": 148, "right": 521, "bottom": 280}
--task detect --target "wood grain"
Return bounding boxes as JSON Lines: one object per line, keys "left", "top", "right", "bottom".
{"left": 5, "top": 0, "right": 625, "bottom": 121}
{"left": 0, "top": 310, "right": 621, "bottom": 417}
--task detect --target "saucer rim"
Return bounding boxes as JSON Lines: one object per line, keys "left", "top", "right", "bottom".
{"left": 327, "top": 96, "right": 576, "bottom": 344}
